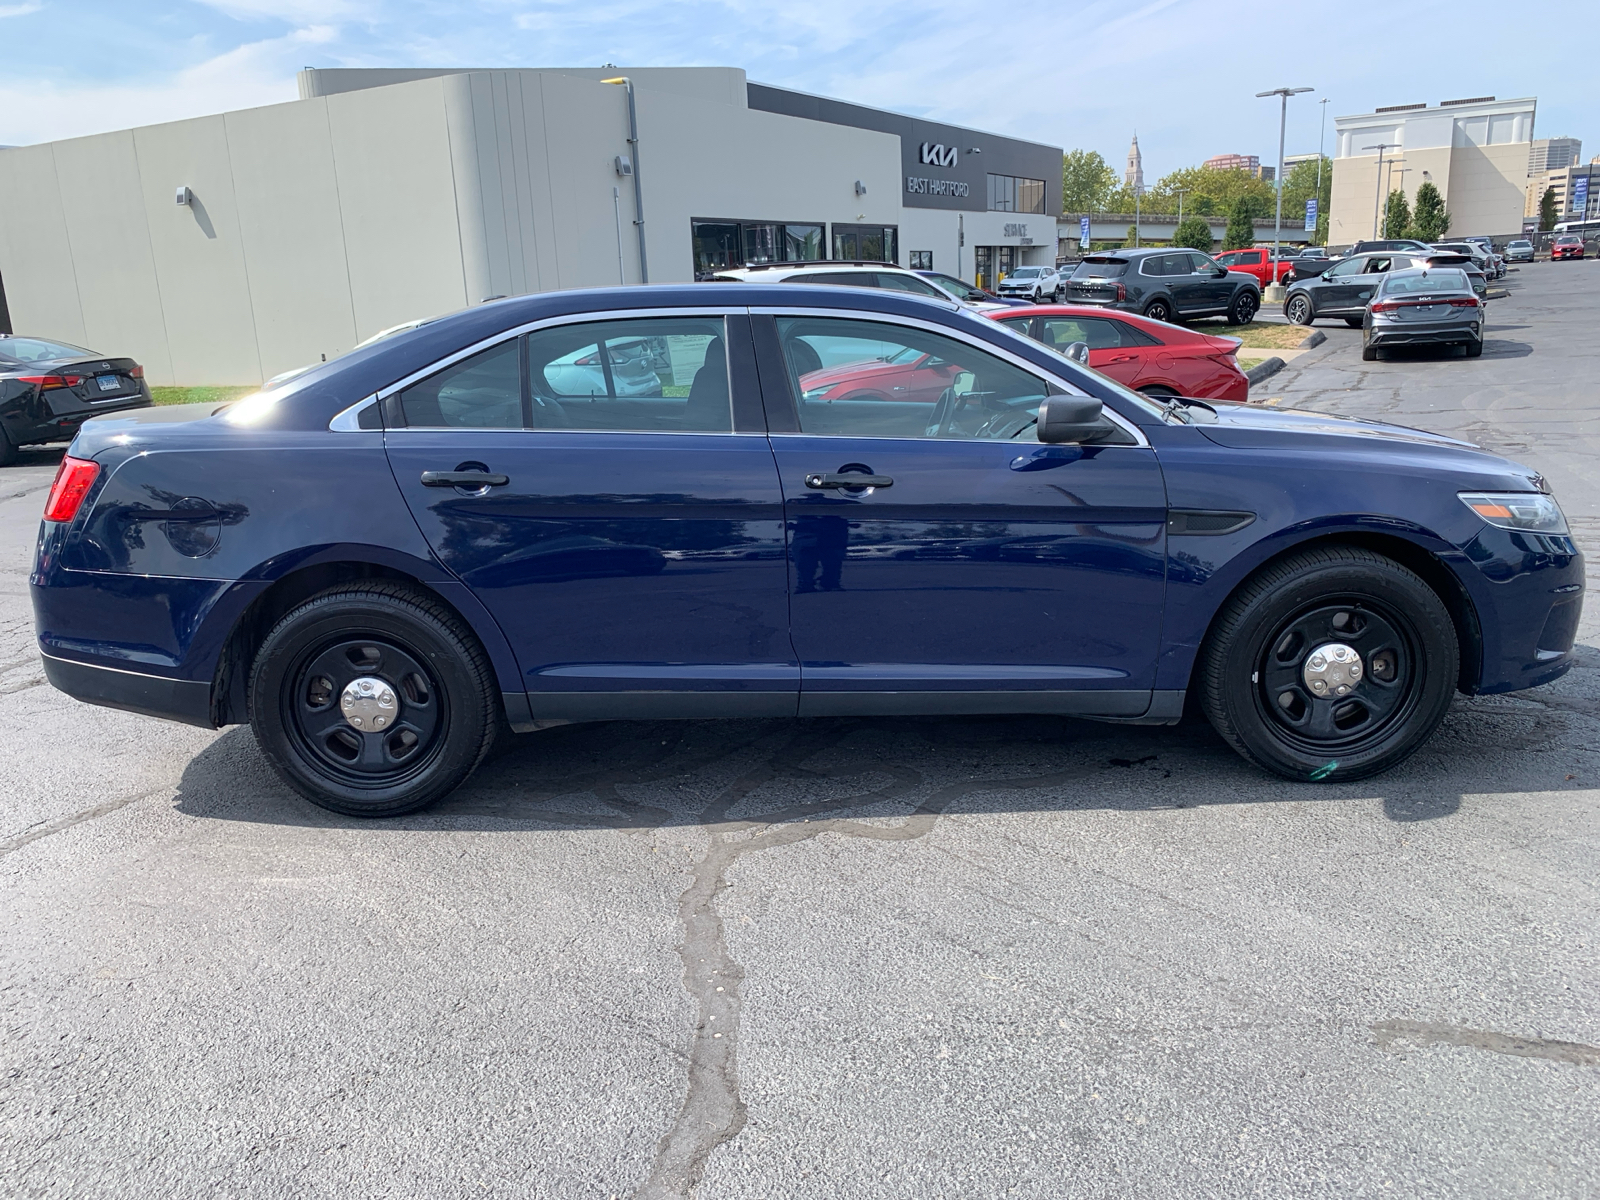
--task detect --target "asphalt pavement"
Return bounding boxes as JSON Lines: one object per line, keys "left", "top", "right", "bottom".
{"left": 2, "top": 265, "right": 1597, "bottom": 1199}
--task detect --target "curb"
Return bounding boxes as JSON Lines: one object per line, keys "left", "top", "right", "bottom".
{"left": 1486, "top": 288, "right": 1509, "bottom": 300}
{"left": 1246, "top": 357, "right": 1285, "bottom": 385}
{"left": 1301, "top": 330, "right": 1326, "bottom": 349}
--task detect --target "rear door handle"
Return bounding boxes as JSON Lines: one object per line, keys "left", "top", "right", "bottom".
{"left": 806, "top": 473, "right": 893, "bottom": 489}
{"left": 420, "top": 470, "right": 509, "bottom": 488}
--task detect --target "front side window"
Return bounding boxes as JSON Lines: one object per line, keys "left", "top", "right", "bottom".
{"left": 525, "top": 317, "right": 731, "bottom": 432}
{"left": 397, "top": 340, "right": 522, "bottom": 429}
{"left": 1188, "top": 253, "right": 1219, "bottom": 273}
{"left": 1327, "top": 256, "right": 1371, "bottom": 277}
{"left": 776, "top": 316, "right": 1059, "bottom": 441}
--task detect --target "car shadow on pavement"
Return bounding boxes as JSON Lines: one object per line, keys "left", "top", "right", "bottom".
{"left": 1374, "top": 341, "right": 1532, "bottom": 363}
{"left": 170, "top": 661, "right": 1597, "bottom": 833}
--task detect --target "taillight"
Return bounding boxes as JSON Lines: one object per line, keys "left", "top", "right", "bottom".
{"left": 130, "top": 364, "right": 145, "bottom": 379}
{"left": 18, "top": 374, "right": 84, "bottom": 391}
{"left": 1370, "top": 301, "right": 1397, "bottom": 313}
{"left": 42, "top": 456, "right": 99, "bottom": 523}
{"left": 1115, "top": 282, "right": 1126, "bottom": 301}
{"left": 1448, "top": 297, "right": 1480, "bottom": 308}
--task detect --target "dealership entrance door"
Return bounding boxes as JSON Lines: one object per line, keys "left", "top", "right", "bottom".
{"left": 974, "top": 245, "right": 1016, "bottom": 291}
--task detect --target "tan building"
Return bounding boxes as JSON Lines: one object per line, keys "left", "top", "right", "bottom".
{"left": 1328, "top": 96, "right": 1535, "bottom": 245}
{"left": 1527, "top": 164, "right": 1599, "bottom": 219}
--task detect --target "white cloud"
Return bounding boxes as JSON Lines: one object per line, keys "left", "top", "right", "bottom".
{"left": 0, "top": 26, "right": 331, "bottom": 145}
{"left": 0, "top": 2, "right": 43, "bottom": 16}
{"left": 192, "top": 0, "right": 370, "bottom": 18}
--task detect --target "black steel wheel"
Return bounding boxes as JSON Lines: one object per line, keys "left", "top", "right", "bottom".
{"left": 1143, "top": 297, "right": 1173, "bottom": 323}
{"left": 1226, "top": 291, "right": 1259, "bottom": 326}
{"left": 1284, "top": 293, "right": 1314, "bottom": 325}
{"left": 1199, "top": 546, "right": 1458, "bottom": 781}
{"left": 249, "top": 583, "right": 499, "bottom": 816}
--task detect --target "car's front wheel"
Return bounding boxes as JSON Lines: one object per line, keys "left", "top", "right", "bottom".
{"left": 1284, "top": 294, "right": 1314, "bottom": 325}
{"left": 249, "top": 583, "right": 500, "bottom": 817}
{"left": 1226, "top": 291, "right": 1258, "bottom": 325}
{"left": 1199, "top": 546, "right": 1458, "bottom": 782}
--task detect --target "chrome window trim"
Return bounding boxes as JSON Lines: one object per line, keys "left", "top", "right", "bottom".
{"left": 374, "top": 307, "right": 742, "bottom": 436}
{"left": 328, "top": 394, "right": 378, "bottom": 432}
{"left": 748, "top": 305, "right": 1149, "bottom": 448}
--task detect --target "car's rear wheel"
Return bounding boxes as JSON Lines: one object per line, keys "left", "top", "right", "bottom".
{"left": 1143, "top": 298, "right": 1173, "bottom": 323}
{"left": 249, "top": 583, "right": 499, "bottom": 817}
{"left": 1344, "top": 316, "right": 1364, "bottom": 328}
{"left": 1465, "top": 337, "right": 1484, "bottom": 358}
{"left": 1361, "top": 342, "right": 1379, "bottom": 361}
{"left": 1284, "top": 294, "right": 1314, "bottom": 325}
{"left": 1226, "top": 292, "right": 1259, "bottom": 326}
{"left": 1199, "top": 546, "right": 1458, "bottom": 782}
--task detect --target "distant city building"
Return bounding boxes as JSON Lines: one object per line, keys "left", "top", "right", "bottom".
{"left": 1528, "top": 136, "right": 1581, "bottom": 175}
{"left": 1125, "top": 134, "right": 1145, "bottom": 191}
{"left": 1329, "top": 96, "right": 1536, "bottom": 243}
{"left": 1283, "top": 152, "right": 1320, "bottom": 168}
{"left": 1205, "top": 153, "right": 1259, "bottom": 172}
{"left": 1255, "top": 165, "right": 1275, "bottom": 183}
{"left": 1527, "top": 163, "right": 1599, "bottom": 219}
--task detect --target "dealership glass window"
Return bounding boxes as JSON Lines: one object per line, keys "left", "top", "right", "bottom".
{"left": 832, "top": 224, "right": 898, "bottom": 263}
{"left": 909, "top": 251, "right": 933, "bottom": 270}
{"left": 784, "top": 224, "right": 823, "bottom": 261}
{"left": 693, "top": 220, "right": 825, "bottom": 275}
{"left": 524, "top": 317, "right": 731, "bottom": 432}
{"left": 693, "top": 223, "right": 742, "bottom": 275}
{"left": 986, "top": 173, "right": 1045, "bottom": 214}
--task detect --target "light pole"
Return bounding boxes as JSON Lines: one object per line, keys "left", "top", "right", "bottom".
{"left": 1364, "top": 142, "right": 1401, "bottom": 238}
{"left": 601, "top": 76, "right": 648, "bottom": 283}
{"left": 1316, "top": 97, "right": 1329, "bottom": 196}
{"left": 1173, "top": 186, "right": 1190, "bottom": 226}
{"left": 1257, "top": 86, "right": 1313, "bottom": 293}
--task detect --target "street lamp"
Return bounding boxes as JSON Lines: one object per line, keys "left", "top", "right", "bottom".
{"left": 601, "top": 76, "right": 648, "bottom": 283}
{"left": 1316, "top": 97, "right": 1329, "bottom": 197}
{"left": 1257, "top": 86, "right": 1313, "bottom": 291}
{"left": 1173, "top": 186, "right": 1190, "bottom": 225}
{"left": 1364, "top": 142, "right": 1401, "bottom": 238}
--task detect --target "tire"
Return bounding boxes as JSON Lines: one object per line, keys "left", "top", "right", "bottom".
{"left": 1142, "top": 297, "right": 1173, "bottom": 323}
{"left": 1284, "top": 294, "right": 1314, "bottom": 326}
{"left": 0, "top": 428, "right": 17, "bottom": 468}
{"left": 248, "top": 583, "right": 500, "bottom": 817}
{"left": 1199, "top": 546, "right": 1458, "bottom": 782}
{"left": 1465, "top": 337, "right": 1483, "bottom": 358}
{"left": 1361, "top": 343, "right": 1379, "bottom": 361}
{"left": 1225, "top": 291, "right": 1259, "bottom": 326}
{"left": 1344, "top": 316, "right": 1364, "bottom": 328}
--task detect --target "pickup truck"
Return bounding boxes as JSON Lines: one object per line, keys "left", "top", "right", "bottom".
{"left": 1212, "top": 247, "right": 1297, "bottom": 287}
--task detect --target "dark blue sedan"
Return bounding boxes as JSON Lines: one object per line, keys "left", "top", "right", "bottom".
{"left": 31, "top": 285, "right": 1583, "bottom": 815}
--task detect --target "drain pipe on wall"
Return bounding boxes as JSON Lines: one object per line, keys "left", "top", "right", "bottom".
{"left": 603, "top": 76, "right": 649, "bottom": 283}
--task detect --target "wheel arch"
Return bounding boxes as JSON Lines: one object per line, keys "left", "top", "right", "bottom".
{"left": 1183, "top": 530, "right": 1484, "bottom": 700}
{"left": 210, "top": 556, "right": 524, "bottom": 727}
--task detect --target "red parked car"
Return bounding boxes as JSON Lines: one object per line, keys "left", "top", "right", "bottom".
{"left": 1213, "top": 247, "right": 1297, "bottom": 287}
{"left": 794, "top": 345, "right": 963, "bottom": 405}
{"left": 1551, "top": 234, "right": 1585, "bottom": 260}
{"left": 986, "top": 305, "right": 1250, "bottom": 401}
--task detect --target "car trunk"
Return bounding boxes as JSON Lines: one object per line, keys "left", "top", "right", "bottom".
{"left": 27, "top": 356, "right": 148, "bottom": 417}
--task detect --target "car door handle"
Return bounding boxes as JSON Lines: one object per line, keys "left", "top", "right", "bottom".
{"left": 420, "top": 470, "right": 510, "bottom": 488}
{"left": 1109, "top": 354, "right": 1136, "bottom": 363}
{"left": 805, "top": 473, "right": 893, "bottom": 489}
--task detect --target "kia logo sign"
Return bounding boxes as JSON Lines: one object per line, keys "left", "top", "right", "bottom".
{"left": 920, "top": 142, "right": 958, "bottom": 167}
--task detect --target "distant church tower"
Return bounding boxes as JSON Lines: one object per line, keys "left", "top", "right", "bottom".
{"left": 1125, "top": 133, "right": 1145, "bottom": 192}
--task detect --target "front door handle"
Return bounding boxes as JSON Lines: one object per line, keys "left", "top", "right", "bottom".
{"left": 420, "top": 470, "right": 509, "bottom": 488}
{"left": 805, "top": 473, "right": 893, "bottom": 489}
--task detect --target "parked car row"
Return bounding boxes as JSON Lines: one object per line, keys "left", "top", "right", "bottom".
{"left": 1283, "top": 249, "right": 1486, "bottom": 331}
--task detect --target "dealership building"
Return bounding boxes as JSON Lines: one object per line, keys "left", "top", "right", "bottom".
{"left": 1327, "top": 96, "right": 1536, "bottom": 246}
{"left": 0, "top": 66, "right": 1061, "bottom": 386}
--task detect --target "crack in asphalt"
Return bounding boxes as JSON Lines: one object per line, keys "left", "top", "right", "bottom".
{"left": 1372, "top": 1018, "right": 1600, "bottom": 1066}
{"left": 631, "top": 723, "right": 1100, "bottom": 1200}
{"left": 0, "top": 785, "right": 171, "bottom": 858}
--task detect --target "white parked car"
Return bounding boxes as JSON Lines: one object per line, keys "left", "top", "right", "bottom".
{"left": 543, "top": 336, "right": 665, "bottom": 397}
{"left": 710, "top": 262, "right": 969, "bottom": 304}
{"left": 995, "top": 265, "right": 1064, "bottom": 303}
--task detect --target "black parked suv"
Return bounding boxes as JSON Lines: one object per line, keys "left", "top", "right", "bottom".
{"left": 1063, "top": 248, "right": 1261, "bottom": 325}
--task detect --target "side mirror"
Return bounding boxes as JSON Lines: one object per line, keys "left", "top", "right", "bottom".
{"left": 1037, "top": 393, "right": 1104, "bottom": 443}
{"left": 1213, "top": 266, "right": 1228, "bottom": 277}
{"left": 1321, "top": 271, "right": 1333, "bottom": 280}
{"left": 1062, "top": 340, "right": 1090, "bottom": 366}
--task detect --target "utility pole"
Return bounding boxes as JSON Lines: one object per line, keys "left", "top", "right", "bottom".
{"left": 1173, "top": 187, "right": 1190, "bottom": 225}
{"left": 601, "top": 76, "right": 648, "bottom": 283}
{"left": 1257, "top": 86, "right": 1313, "bottom": 296}
{"left": 1316, "top": 98, "right": 1329, "bottom": 196}
{"left": 1364, "top": 142, "right": 1401, "bottom": 239}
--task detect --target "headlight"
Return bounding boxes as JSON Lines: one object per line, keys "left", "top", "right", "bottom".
{"left": 801, "top": 386, "right": 832, "bottom": 402}
{"left": 1458, "top": 491, "right": 1569, "bottom": 534}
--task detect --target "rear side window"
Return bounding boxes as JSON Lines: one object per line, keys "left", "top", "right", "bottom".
{"left": 525, "top": 317, "right": 731, "bottom": 432}
{"left": 874, "top": 272, "right": 946, "bottom": 297}
{"left": 1040, "top": 316, "right": 1143, "bottom": 350}
{"left": 1072, "top": 259, "right": 1127, "bottom": 280}
{"left": 397, "top": 340, "right": 522, "bottom": 428}
{"left": 787, "top": 272, "right": 875, "bottom": 287}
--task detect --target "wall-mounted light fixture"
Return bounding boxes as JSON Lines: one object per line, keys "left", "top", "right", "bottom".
{"left": 175, "top": 186, "right": 192, "bottom": 206}
{"left": 614, "top": 154, "right": 633, "bottom": 177}
{"left": 854, "top": 180, "right": 868, "bottom": 196}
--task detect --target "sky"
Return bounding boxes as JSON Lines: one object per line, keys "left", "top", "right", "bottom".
{"left": 1, "top": 0, "right": 1594, "bottom": 181}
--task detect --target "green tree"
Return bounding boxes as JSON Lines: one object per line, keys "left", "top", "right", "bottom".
{"left": 1223, "top": 198, "right": 1255, "bottom": 251}
{"left": 1382, "top": 190, "right": 1412, "bottom": 239}
{"left": 1061, "top": 149, "right": 1118, "bottom": 213}
{"left": 1124, "top": 224, "right": 1140, "bottom": 248}
{"left": 1172, "top": 215, "right": 1214, "bottom": 252}
{"left": 1538, "top": 185, "right": 1559, "bottom": 232}
{"left": 1410, "top": 181, "right": 1450, "bottom": 241}
{"left": 1280, "top": 156, "right": 1332, "bottom": 240}
{"left": 1145, "top": 165, "right": 1275, "bottom": 217}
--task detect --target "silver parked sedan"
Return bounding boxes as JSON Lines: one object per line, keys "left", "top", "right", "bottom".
{"left": 1361, "top": 267, "right": 1484, "bottom": 361}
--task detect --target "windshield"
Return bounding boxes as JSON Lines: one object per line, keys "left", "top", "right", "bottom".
{"left": 0, "top": 336, "right": 94, "bottom": 364}
{"left": 1381, "top": 269, "right": 1469, "bottom": 295}
{"left": 1072, "top": 259, "right": 1128, "bottom": 279}
{"left": 1509, "top": 241, "right": 1532, "bottom": 248}
{"left": 1007, "top": 268, "right": 1042, "bottom": 279}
